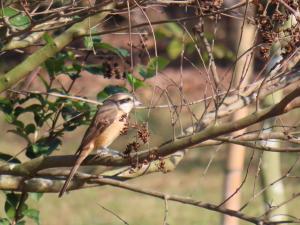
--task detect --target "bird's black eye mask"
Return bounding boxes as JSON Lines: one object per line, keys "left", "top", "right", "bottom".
{"left": 119, "top": 98, "right": 132, "bottom": 104}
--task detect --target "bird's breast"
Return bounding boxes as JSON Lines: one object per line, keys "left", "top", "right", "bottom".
{"left": 94, "top": 117, "right": 126, "bottom": 149}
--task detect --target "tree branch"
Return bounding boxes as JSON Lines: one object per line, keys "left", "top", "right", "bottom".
{"left": 0, "top": 2, "right": 115, "bottom": 93}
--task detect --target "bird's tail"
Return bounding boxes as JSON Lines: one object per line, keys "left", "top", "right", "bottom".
{"left": 58, "top": 146, "right": 92, "bottom": 197}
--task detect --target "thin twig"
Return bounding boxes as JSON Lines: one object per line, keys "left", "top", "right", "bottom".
{"left": 97, "top": 203, "right": 130, "bottom": 225}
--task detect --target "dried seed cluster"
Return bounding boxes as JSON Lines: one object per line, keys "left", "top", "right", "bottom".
{"left": 198, "top": 0, "right": 223, "bottom": 14}
{"left": 137, "top": 123, "right": 150, "bottom": 144}
{"left": 121, "top": 120, "right": 150, "bottom": 157}
{"left": 124, "top": 141, "right": 141, "bottom": 156}
{"left": 254, "top": 0, "right": 300, "bottom": 60}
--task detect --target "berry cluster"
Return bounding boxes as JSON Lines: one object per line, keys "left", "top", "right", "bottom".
{"left": 254, "top": 0, "right": 300, "bottom": 60}
{"left": 102, "top": 61, "right": 126, "bottom": 79}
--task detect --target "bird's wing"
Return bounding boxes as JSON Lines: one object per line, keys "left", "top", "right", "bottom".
{"left": 77, "top": 103, "right": 118, "bottom": 152}
{"left": 58, "top": 103, "right": 118, "bottom": 197}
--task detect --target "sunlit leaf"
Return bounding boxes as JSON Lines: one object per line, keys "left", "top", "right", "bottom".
{"left": 23, "top": 209, "right": 40, "bottom": 225}
{"left": 83, "top": 36, "right": 101, "bottom": 49}
{"left": 29, "top": 193, "right": 43, "bottom": 202}
{"left": 167, "top": 39, "right": 182, "bottom": 59}
{"left": 127, "top": 73, "right": 145, "bottom": 89}
{"left": 139, "top": 56, "right": 169, "bottom": 79}
{"left": 0, "top": 7, "right": 30, "bottom": 30}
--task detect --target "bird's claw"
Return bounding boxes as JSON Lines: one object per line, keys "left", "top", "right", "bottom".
{"left": 95, "top": 148, "right": 124, "bottom": 158}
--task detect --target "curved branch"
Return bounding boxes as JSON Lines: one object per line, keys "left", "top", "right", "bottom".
{"left": 1, "top": 86, "right": 300, "bottom": 176}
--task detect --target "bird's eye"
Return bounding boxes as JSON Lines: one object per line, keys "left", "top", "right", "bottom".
{"left": 120, "top": 98, "right": 131, "bottom": 104}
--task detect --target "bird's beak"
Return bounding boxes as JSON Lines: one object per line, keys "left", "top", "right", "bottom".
{"left": 134, "top": 99, "right": 142, "bottom": 107}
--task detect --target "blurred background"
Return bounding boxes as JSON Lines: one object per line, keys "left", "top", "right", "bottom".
{"left": 1, "top": 0, "right": 300, "bottom": 225}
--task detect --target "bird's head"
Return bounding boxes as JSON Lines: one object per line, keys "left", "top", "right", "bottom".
{"left": 104, "top": 93, "right": 141, "bottom": 113}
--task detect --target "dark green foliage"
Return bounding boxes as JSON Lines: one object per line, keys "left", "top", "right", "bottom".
{"left": 0, "top": 7, "right": 31, "bottom": 30}
{"left": 1, "top": 192, "right": 40, "bottom": 225}
{"left": 97, "top": 85, "right": 129, "bottom": 100}
{"left": 139, "top": 56, "right": 169, "bottom": 79}
{"left": 0, "top": 152, "right": 21, "bottom": 163}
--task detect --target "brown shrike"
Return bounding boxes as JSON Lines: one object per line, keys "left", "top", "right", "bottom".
{"left": 59, "top": 93, "right": 141, "bottom": 197}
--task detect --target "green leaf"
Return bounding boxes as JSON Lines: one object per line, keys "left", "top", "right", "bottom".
{"left": 23, "top": 209, "right": 40, "bottom": 225}
{"left": 72, "top": 101, "right": 91, "bottom": 111}
{"left": 4, "top": 114, "right": 14, "bottom": 123}
{"left": 97, "top": 86, "right": 128, "bottom": 101}
{"left": 0, "top": 218, "right": 10, "bottom": 225}
{"left": 165, "top": 23, "right": 183, "bottom": 38}
{"left": 139, "top": 56, "right": 169, "bottom": 79}
{"left": 11, "top": 116, "right": 24, "bottom": 126}
{"left": 67, "top": 51, "right": 76, "bottom": 60}
{"left": 0, "top": 152, "right": 21, "bottom": 163}
{"left": 127, "top": 73, "right": 145, "bottom": 90}
{"left": 29, "top": 193, "right": 43, "bottom": 201}
{"left": 26, "top": 144, "right": 49, "bottom": 158}
{"left": 0, "top": 98, "right": 13, "bottom": 114}
{"left": 94, "top": 42, "right": 129, "bottom": 57}
{"left": 72, "top": 63, "right": 82, "bottom": 72}
{"left": 116, "top": 48, "right": 129, "bottom": 57}
{"left": 204, "top": 31, "right": 214, "bottom": 41}
{"left": 148, "top": 56, "right": 169, "bottom": 72}
{"left": 155, "top": 23, "right": 183, "bottom": 39}
{"left": 26, "top": 137, "right": 61, "bottom": 158}
{"left": 4, "top": 206, "right": 15, "bottom": 220}
{"left": 83, "top": 36, "right": 101, "bottom": 49}
{"left": 212, "top": 44, "right": 234, "bottom": 60}
{"left": 33, "top": 113, "right": 44, "bottom": 127}
{"left": 44, "top": 53, "right": 67, "bottom": 77}
{"left": 84, "top": 65, "right": 104, "bottom": 75}
{"left": 186, "top": 42, "right": 196, "bottom": 54}
{"left": 14, "top": 104, "right": 43, "bottom": 118}
{"left": 0, "top": 7, "right": 30, "bottom": 29}
{"left": 25, "top": 124, "right": 36, "bottom": 135}
{"left": 43, "top": 33, "right": 55, "bottom": 45}
{"left": 61, "top": 106, "right": 80, "bottom": 121}
{"left": 5, "top": 193, "right": 20, "bottom": 219}
{"left": 16, "top": 221, "right": 25, "bottom": 225}
{"left": 167, "top": 39, "right": 182, "bottom": 59}
{"left": 12, "top": 119, "right": 24, "bottom": 129}
{"left": 83, "top": 36, "right": 93, "bottom": 49}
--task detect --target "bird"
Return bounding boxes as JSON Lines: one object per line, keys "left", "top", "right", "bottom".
{"left": 58, "top": 92, "right": 141, "bottom": 197}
